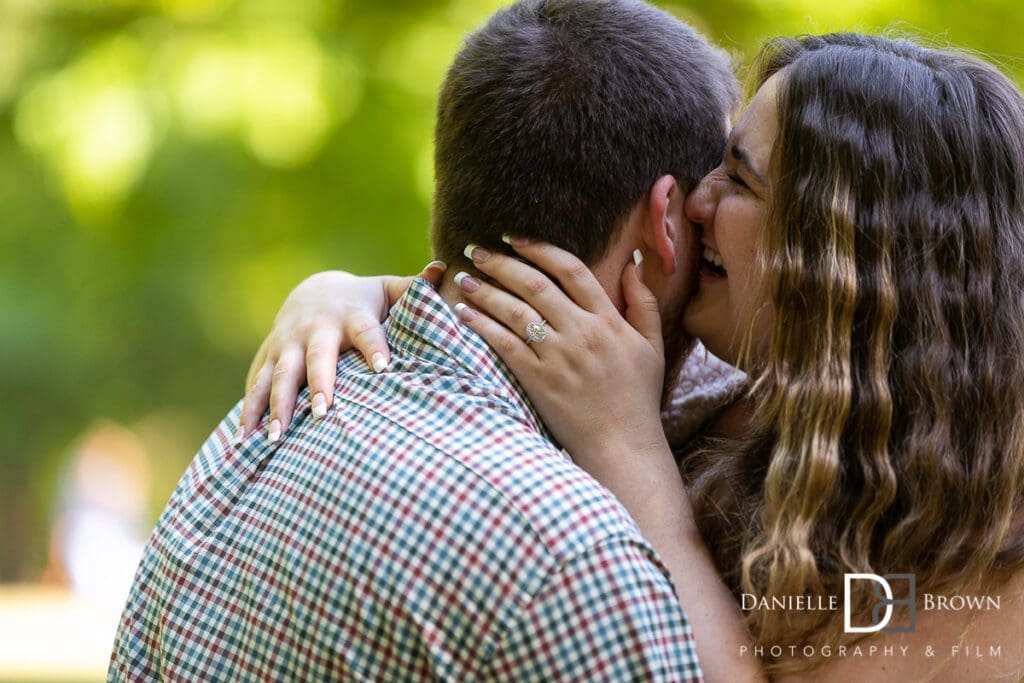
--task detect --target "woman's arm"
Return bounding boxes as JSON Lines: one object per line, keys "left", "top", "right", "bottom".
{"left": 451, "top": 241, "right": 1024, "bottom": 682}
{"left": 585, "top": 429, "right": 766, "bottom": 683}
{"left": 452, "top": 239, "right": 766, "bottom": 682}
{"left": 239, "top": 262, "right": 447, "bottom": 441}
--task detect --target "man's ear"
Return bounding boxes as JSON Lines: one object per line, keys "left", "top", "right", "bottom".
{"left": 645, "top": 174, "right": 684, "bottom": 275}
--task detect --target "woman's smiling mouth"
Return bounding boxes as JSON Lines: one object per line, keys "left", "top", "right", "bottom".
{"left": 700, "top": 245, "right": 728, "bottom": 279}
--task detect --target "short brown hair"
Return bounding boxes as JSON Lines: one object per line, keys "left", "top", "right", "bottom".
{"left": 431, "top": 0, "right": 737, "bottom": 265}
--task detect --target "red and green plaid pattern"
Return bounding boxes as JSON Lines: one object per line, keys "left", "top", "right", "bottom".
{"left": 109, "top": 279, "right": 702, "bottom": 681}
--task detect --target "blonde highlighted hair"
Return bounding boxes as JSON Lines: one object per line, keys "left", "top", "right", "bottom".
{"left": 683, "top": 33, "right": 1024, "bottom": 673}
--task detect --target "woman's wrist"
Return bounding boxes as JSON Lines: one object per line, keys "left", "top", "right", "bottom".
{"left": 573, "top": 429, "right": 691, "bottom": 522}
{"left": 581, "top": 424, "right": 676, "bottom": 476}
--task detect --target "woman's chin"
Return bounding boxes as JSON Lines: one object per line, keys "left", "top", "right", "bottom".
{"left": 682, "top": 289, "right": 770, "bottom": 369}
{"left": 682, "top": 311, "right": 734, "bottom": 366}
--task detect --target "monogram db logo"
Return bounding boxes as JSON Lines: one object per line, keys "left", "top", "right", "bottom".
{"left": 843, "top": 573, "right": 916, "bottom": 633}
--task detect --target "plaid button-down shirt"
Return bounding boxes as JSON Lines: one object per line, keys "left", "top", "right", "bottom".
{"left": 110, "top": 279, "right": 702, "bottom": 681}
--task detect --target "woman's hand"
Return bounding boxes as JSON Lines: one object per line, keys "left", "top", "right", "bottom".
{"left": 239, "top": 261, "right": 447, "bottom": 442}
{"left": 454, "top": 239, "right": 667, "bottom": 463}
{"left": 454, "top": 239, "right": 766, "bottom": 682}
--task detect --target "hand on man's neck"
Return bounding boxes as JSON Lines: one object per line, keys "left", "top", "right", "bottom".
{"left": 436, "top": 256, "right": 628, "bottom": 317}
{"left": 437, "top": 262, "right": 484, "bottom": 312}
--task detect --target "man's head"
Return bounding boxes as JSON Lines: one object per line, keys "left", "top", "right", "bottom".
{"left": 432, "top": 0, "right": 737, "bottom": 371}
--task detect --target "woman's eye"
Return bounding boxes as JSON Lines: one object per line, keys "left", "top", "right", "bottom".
{"left": 727, "top": 172, "right": 749, "bottom": 190}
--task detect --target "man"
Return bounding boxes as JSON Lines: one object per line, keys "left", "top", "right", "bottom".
{"left": 110, "top": 0, "right": 736, "bottom": 679}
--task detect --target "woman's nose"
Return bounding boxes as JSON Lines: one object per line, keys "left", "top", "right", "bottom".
{"left": 684, "top": 174, "right": 716, "bottom": 227}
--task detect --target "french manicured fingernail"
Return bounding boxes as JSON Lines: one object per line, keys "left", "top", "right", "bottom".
{"left": 454, "top": 302, "right": 478, "bottom": 322}
{"left": 464, "top": 244, "right": 491, "bottom": 263}
{"left": 426, "top": 260, "right": 447, "bottom": 272}
{"left": 502, "top": 234, "right": 529, "bottom": 247}
{"left": 268, "top": 419, "right": 281, "bottom": 443}
{"left": 454, "top": 271, "right": 480, "bottom": 293}
{"left": 311, "top": 393, "right": 327, "bottom": 420}
{"left": 371, "top": 352, "right": 388, "bottom": 373}
{"left": 235, "top": 425, "right": 245, "bottom": 445}
{"left": 633, "top": 249, "right": 644, "bottom": 266}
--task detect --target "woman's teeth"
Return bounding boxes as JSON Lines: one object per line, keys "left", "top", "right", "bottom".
{"left": 703, "top": 247, "right": 725, "bottom": 270}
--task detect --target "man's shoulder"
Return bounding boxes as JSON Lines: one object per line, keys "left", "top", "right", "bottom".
{"left": 121, "top": 392, "right": 688, "bottom": 680}
{"left": 460, "top": 435, "right": 649, "bottom": 563}
{"left": 326, "top": 349, "right": 648, "bottom": 562}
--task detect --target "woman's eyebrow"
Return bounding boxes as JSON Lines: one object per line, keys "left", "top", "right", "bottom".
{"left": 729, "top": 143, "right": 767, "bottom": 186}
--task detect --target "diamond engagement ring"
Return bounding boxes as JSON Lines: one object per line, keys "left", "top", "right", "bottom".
{"left": 525, "top": 320, "right": 548, "bottom": 343}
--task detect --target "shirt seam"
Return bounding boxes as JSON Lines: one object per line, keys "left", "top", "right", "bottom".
{"left": 479, "top": 533, "right": 681, "bottom": 672}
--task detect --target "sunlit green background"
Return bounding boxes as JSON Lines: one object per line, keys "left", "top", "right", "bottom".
{"left": 1, "top": 0, "right": 1023, "bottom": 679}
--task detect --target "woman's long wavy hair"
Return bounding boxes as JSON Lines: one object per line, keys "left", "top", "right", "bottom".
{"left": 683, "top": 33, "right": 1024, "bottom": 673}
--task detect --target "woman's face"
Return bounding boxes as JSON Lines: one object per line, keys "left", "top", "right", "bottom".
{"left": 682, "top": 74, "right": 781, "bottom": 366}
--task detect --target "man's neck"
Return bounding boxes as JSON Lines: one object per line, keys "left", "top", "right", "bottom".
{"left": 437, "top": 267, "right": 477, "bottom": 312}
{"left": 409, "top": 270, "right": 555, "bottom": 444}
{"left": 435, "top": 255, "right": 685, "bottom": 375}
{"left": 436, "top": 255, "right": 624, "bottom": 313}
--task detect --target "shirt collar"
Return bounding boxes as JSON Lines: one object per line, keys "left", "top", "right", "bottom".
{"left": 385, "top": 278, "right": 556, "bottom": 444}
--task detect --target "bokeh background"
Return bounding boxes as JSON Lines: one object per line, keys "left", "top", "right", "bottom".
{"left": 1, "top": 0, "right": 1022, "bottom": 679}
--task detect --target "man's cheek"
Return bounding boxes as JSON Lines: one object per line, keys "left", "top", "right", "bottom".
{"left": 678, "top": 238, "right": 701, "bottom": 304}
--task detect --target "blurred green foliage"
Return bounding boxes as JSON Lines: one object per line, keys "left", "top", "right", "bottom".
{"left": 2, "top": 0, "right": 1023, "bottom": 580}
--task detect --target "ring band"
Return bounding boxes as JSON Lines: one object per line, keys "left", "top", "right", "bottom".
{"left": 525, "top": 320, "right": 548, "bottom": 343}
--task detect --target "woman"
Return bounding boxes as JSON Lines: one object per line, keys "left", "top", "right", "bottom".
{"left": 239, "top": 34, "right": 1024, "bottom": 679}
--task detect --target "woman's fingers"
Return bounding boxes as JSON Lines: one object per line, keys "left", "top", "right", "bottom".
{"left": 501, "top": 237, "right": 617, "bottom": 317}
{"left": 454, "top": 302, "right": 542, "bottom": 369}
{"left": 239, "top": 359, "right": 273, "bottom": 442}
{"left": 240, "top": 339, "right": 269, "bottom": 439}
{"left": 267, "top": 347, "right": 305, "bottom": 442}
{"left": 305, "top": 329, "right": 342, "bottom": 419}
{"left": 367, "top": 261, "right": 448, "bottom": 372}
{"left": 415, "top": 260, "right": 448, "bottom": 288}
{"left": 383, "top": 261, "right": 447, "bottom": 311}
{"left": 343, "top": 310, "right": 391, "bottom": 374}
{"left": 621, "top": 259, "right": 664, "bottom": 355}
{"left": 464, "top": 245, "right": 576, "bottom": 328}
{"left": 453, "top": 270, "right": 558, "bottom": 342}
{"left": 245, "top": 338, "right": 269, "bottom": 396}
